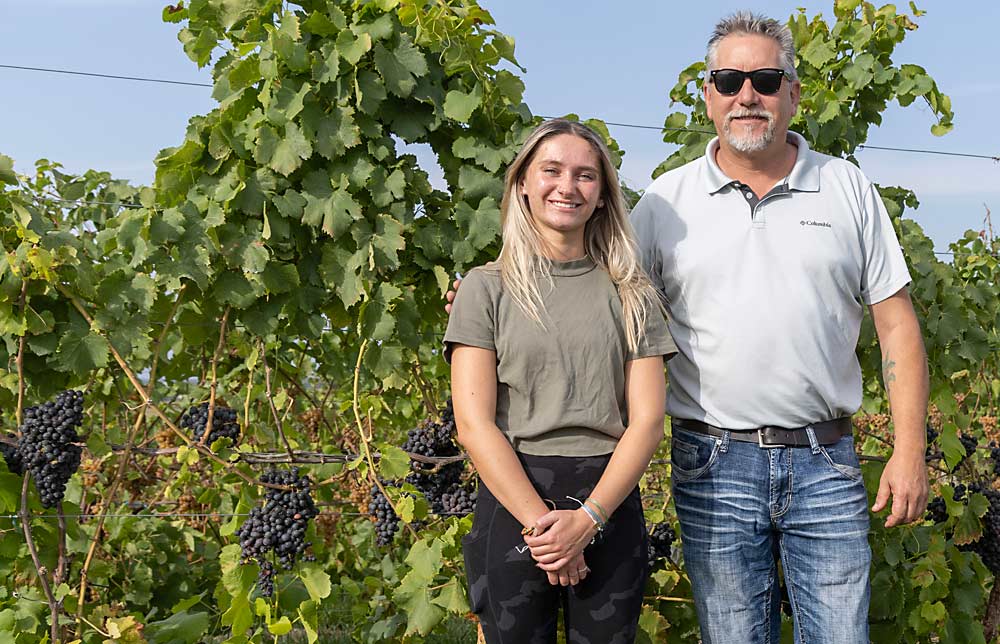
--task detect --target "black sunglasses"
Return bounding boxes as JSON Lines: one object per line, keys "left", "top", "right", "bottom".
{"left": 709, "top": 68, "right": 785, "bottom": 95}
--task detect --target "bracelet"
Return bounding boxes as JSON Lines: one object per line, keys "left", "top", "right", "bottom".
{"left": 579, "top": 503, "right": 604, "bottom": 531}
{"left": 584, "top": 497, "right": 609, "bottom": 524}
{"left": 567, "top": 495, "right": 605, "bottom": 539}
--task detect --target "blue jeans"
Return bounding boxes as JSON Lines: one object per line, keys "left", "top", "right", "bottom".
{"left": 671, "top": 426, "right": 870, "bottom": 644}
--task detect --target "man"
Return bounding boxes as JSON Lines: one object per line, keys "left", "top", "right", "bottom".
{"left": 446, "top": 11, "right": 929, "bottom": 643}
{"left": 627, "top": 12, "right": 928, "bottom": 643}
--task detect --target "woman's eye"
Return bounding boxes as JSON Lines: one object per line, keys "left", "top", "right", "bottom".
{"left": 580, "top": 173, "right": 596, "bottom": 181}
{"left": 543, "top": 168, "right": 559, "bottom": 175}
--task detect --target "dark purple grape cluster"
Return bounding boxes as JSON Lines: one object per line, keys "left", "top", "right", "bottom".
{"left": 956, "top": 434, "right": 978, "bottom": 468}
{"left": 15, "top": 390, "right": 84, "bottom": 507}
{"left": 925, "top": 496, "right": 947, "bottom": 524}
{"left": 235, "top": 468, "right": 318, "bottom": 597}
{"left": 403, "top": 401, "right": 468, "bottom": 515}
{"left": 440, "top": 485, "right": 475, "bottom": 516}
{"left": 647, "top": 522, "right": 675, "bottom": 565}
{"left": 990, "top": 442, "right": 1000, "bottom": 479}
{"left": 1, "top": 432, "right": 23, "bottom": 476}
{"left": 369, "top": 484, "right": 399, "bottom": 546}
{"left": 181, "top": 402, "right": 240, "bottom": 445}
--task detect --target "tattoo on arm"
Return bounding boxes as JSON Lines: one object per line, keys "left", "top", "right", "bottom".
{"left": 882, "top": 355, "right": 897, "bottom": 391}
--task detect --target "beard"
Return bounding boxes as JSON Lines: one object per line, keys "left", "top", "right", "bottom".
{"left": 723, "top": 108, "right": 776, "bottom": 153}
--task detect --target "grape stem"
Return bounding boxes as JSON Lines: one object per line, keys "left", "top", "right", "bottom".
{"left": 19, "top": 476, "right": 61, "bottom": 644}
{"left": 199, "top": 307, "right": 230, "bottom": 448}
{"left": 259, "top": 339, "right": 296, "bottom": 460}
{"left": 15, "top": 280, "right": 27, "bottom": 428}
{"left": 352, "top": 338, "right": 418, "bottom": 540}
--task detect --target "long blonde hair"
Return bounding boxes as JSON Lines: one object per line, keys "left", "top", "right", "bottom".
{"left": 497, "top": 119, "right": 662, "bottom": 352}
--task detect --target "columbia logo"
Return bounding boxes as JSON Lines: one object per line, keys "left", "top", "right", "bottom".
{"left": 800, "top": 220, "right": 832, "bottom": 228}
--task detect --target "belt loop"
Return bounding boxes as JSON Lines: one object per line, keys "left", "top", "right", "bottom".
{"left": 720, "top": 430, "right": 731, "bottom": 454}
{"left": 804, "top": 426, "right": 821, "bottom": 454}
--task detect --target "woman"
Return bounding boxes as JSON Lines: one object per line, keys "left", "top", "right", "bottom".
{"left": 445, "top": 119, "right": 676, "bottom": 643}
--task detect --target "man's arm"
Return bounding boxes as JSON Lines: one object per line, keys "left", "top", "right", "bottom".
{"left": 869, "top": 286, "right": 929, "bottom": 527}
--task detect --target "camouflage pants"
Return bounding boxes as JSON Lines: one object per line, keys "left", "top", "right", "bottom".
{"left": 463, "top": 453, "right": 648, "bottom": 644}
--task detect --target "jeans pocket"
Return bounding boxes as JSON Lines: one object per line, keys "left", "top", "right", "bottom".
{"left": 670, "top": 428, "right": 722, "bottom": 482}
{"left": 819, "top": 435, "right": 863, "bottom": 481}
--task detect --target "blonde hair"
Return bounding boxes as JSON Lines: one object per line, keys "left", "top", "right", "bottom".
{"left": 497, "top": 119, "right": 662, "bottom": 352}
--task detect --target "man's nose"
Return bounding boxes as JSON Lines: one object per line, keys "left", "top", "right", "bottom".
{"left": 736, "top": 76, "right": 759, "bottom": 106}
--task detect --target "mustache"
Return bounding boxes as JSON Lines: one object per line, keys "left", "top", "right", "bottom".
{"left": 725, "top": 109, "right": 774, "bottom": 125}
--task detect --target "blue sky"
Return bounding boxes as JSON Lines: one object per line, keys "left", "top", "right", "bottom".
{"left": 1, "top": 0, "right": 997, "bottom": 251}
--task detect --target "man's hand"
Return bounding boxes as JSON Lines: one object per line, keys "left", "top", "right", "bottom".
{"left": 871, "top": 449, "right": 928, "bottom": 527}
{"left": 444, "top": 279, "right": 461, "bottom": 314}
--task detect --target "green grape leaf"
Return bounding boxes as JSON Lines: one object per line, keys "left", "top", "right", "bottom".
{"left": 378, "top": 443, "right": 410, "bottom": 480}
{"left": 953, "top": 493, "right": 989, "bottom": 545}
{"left": 0, "top": 473, "right": 19, "bottom": 512}
{"left": 443, "top": 85, "right": 483, "bottom": 122}
{"left": 269, "top": 123, "right": 312, "bottom": 176}
{"left": 430, "top": 580, "right": 469, "bottom": 614}
{"left": 360, "top": 283, "right": 402, "bottom": 340}
{"left": 267, "top": 616, "right": 292, "bottom": 636}
{"left": 55, "top": 325, "right": 109, "bottom": 373}
{"left": 299, "top": 564, "right": 332, "bottom": 601}
{"left": 400, "top": 589, "right": 444, "bottom": 637}
{"left": 373, "top": 34, "right": 428, "bottom": 98}
{"left": 454, "top": 196, "right": 500, "bottom": 250}
{"left": 298, "top": 600, "right": 319, "bottom": 644}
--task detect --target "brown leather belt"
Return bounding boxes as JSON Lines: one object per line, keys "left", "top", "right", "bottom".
{"left": 672, "top": 417, "right": 852, "bottom": 448}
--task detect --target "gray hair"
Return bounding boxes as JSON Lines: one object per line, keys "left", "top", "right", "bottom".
{"left": 706, "top": 11, "right": 799, "bottom": 81}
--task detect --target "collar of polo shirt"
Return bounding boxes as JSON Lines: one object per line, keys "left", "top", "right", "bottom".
{"left": 703, "top": 131, "right": 821, "bottom": 195}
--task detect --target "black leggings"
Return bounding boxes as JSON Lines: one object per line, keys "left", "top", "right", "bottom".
{"left": 462, "top": 453, "right": 649, "bottom": 644}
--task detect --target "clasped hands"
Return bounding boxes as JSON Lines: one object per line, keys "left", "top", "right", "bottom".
{"left": 523, "top": 508, "right": 600, "bottom": 587}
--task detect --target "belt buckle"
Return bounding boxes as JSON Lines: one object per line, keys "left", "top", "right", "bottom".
{"left": 757, "top": 427, "right": 782, "bottom": 449}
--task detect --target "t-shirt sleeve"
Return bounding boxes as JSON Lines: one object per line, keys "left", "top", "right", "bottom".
{"left": 443, "top": 268, "right": 497, "bottom": 363}
{"left": 626, "top": 296, "right": 678, "bottom": 361}
{"left": 629, "top": 194, "right": 667, "bottom": 299}
{"left": 860, "top": 184, "right": 912, "bottom": 305}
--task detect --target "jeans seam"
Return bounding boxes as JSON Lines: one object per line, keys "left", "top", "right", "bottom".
{"left": 771, "top": 449, "right": 792, "bottom": 519}
{"left": 778, "top": 545, "right": 804, "bottom": 644}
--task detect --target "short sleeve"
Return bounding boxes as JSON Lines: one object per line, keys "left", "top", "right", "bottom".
{"left": 626, "top": 297, "right": 677, "bottom": 362}
{"left": 860, "top": 184, "right": 912, "bottom": 305}
{"left": 629, "top": 194, "right": 667, "bottom": 299}
{"left": 443, "top": 268, "right": 497, "bottom": 363}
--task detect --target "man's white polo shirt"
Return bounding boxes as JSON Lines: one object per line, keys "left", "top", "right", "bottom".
{"left": 631, "top": 132, "right": 911, "bottom": 429}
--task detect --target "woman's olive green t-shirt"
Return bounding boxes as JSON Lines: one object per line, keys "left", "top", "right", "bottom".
{"left": 444, "top": 257, "right": 677, "bottom": 457}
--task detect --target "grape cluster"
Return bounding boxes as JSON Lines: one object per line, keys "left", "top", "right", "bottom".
{"left": 1, "top": 432, "right": 23, "bottom": 476}
{"left": 990, "top": 442, "right": 1000, "bottom": 479}
{"left": 956, "top": 434, "right": 978, "bottom": 468}
{"left": 235, "top": 468, "right": 318, "bottom": 597}
{"left": 647, "top": 522, "right": 675, "bottom": 565}
{"left": 403, "top": 401, "right": 469, "bottom": 515}
{"left": 181, "top": 402, "right": 240, "bottom": 445}
{"left": 369, "top": 483, "right": 399, "bottom": 546}
{"left": 440, "top": 485, "right": 475, "bottom": 516}
{"left": 925, "top": 496, "right": 947, "bottom": 524}
{"left": 15, "top": 390, "right": 84, "bottom": 507}
{"left": 972, "top": 487, "right": 1000, "bottom": 573}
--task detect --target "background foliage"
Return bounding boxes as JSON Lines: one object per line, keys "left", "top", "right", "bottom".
{"left": 0, "top": 0, "right": 996, "bottom": 642}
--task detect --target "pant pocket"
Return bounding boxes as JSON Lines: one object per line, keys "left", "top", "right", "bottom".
{"left": 462, "top": 529, "right": 490, "bottom": 616}
{"left": 670, "top": 428, "right": 722, "bottom": 482}
{"left": 819, "top": 435, "right": 863, "bottom": 481}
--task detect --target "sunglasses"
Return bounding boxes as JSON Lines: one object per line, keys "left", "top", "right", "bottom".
{"left": 709, "top": 68, "right": 785, "bottom": 95}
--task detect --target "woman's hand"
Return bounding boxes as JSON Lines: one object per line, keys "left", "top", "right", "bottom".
{"left": 523, "top": 508, "right": 599, "bottom": 571}
{"left": 543, "top": 552, "right": 590, "bottom": 586}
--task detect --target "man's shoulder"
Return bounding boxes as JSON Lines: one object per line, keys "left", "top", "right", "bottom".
{"left": 644, "top": 155, "right": 705, "bottom": 195}
{"left": 803, "top": 145, "right": 873, "bottom": 188}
